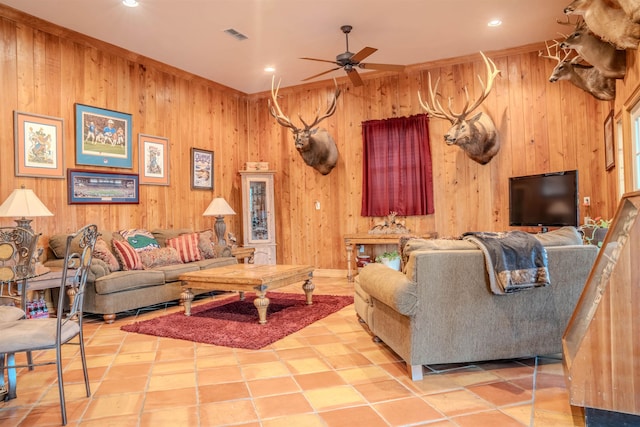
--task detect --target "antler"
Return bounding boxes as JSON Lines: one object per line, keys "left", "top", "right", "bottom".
{"left": 269, "top": 76, "right": 341, "bottom": 131}
{"left": 539, "top": 40, "right": 573, "bottom": 64}
{"left": 418, "top": 52, "right": 500, "bottom": 122}
{"left": 299, "top": 79, "right": 341, "bottom": 130}
{"left": 268, "top": 76, "right": 300, "bottom": 132}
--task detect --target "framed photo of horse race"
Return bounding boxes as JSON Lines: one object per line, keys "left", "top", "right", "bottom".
{"left": 14, "top": 111, "right": 65, "bottom": 178}
{"left": 75, "top": 104, "right": 133, "bottom": 168}
{"left": 191, "top": 147, "right": 214, "bottom": 190}
{"left": 139, "top": 134, "right": 170, "bottom": 186}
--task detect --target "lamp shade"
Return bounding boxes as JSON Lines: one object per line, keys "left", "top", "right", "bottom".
{"left": 0, "top": 187, "right": 53, "bottom": 218}
{"left": 203, "top": 197, "right": 236, "bottom": 217}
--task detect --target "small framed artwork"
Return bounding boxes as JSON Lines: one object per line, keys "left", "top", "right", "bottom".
{"left": 139, "top": 134, "right": 170, "bottom": 186}
{"left": 68, "top": 169, "right": 139, "bottom": 204}
{"left": 75, "top": 104, "right": 133, "bottom": 168}
{"left": 604, "top": 110, "right": 615, "bottom": 171}
{"left": 14, "top": 111, "right": 65, "bottom": 178}
{"left": 191, "top": 148, "right": 214, "bottom": 190}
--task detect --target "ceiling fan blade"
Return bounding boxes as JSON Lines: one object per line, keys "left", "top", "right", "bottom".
{"left": 359, "top": 63, "right": 406, "bottom": 72}
{"left": 346, "top": 69, "right": 364, "bottom": 87}
{"left": 350, "top": 46, "right": 377, "bottom": 64}
{"left": 302, "top": 67, "right": 342, "bottom": 82}
{"left": 300, "top": 57, "right": 339, "bottom": 65}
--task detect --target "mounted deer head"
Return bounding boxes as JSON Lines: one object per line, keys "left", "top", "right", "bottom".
{"left": 558, "top": 17, "right": 626, "bottom": 78}
{"left": 540, "top": 41, "right": 616, "bottom": 101}
{"left": 418, "top": 52, "right": 501, "bottom": 165}
{"left": 269, "top": 77, "right": 341, "bottom": 175}
{"left": 563, "top": 0, "right": 640, "bottom": 49}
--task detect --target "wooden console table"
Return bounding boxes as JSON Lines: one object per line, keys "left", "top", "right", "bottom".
{"left": 344, "top": 232, "right": 438, "bottom": 281}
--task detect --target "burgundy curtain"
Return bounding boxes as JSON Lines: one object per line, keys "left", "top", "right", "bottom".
{"left": 361, "top": 114, "right": 434, "bottom": 216}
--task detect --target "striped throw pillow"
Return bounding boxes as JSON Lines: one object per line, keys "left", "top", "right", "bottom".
{"left": 112, "top": 239, "right": 144, "bottom": 271}
{"left": 166, "top": 233, "right": 202, "bottom": 263}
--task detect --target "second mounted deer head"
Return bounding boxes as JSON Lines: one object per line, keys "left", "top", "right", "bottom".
{"left": 418, "top": 52, "right": 501, "bottom": 165}
{"left": 269, "top": 77, "right": 341, "bottom": 175}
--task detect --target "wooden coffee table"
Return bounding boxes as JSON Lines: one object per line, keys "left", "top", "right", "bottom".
{"left": 179, "top": 264, "right": 314, "bottom": 324}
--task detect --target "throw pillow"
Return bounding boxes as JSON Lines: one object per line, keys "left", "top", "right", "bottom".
{"left": 534, "top": 226, "right": 583, "bottom": 247}
{"left": 166, "top": 233, "right": 202, "bottom": 263}
{"left": 118, "top": 228, "right": 160, "bottom": 252}
{"left": 139, "top": 247, "right": 183, "bottom": 269}
{"left": 94, "top": 237, "right": 120, "bottom": 272}
{"left": 197, "top": 230, "right": 217, "bottom": 259}
{"left": 112, "top": 239, "right": 144, "bottom": 271}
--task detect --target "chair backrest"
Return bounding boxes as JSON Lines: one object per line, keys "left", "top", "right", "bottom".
{"left": 56, "top": 224, "right": 99, "bottom": 325}
{"left": 0, "top": 227, "right": 40, "bottom": 308}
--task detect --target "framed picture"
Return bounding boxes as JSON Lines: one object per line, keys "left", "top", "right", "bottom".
{"left": 67, "top": 169, "right": 139, "bottom": 204}
{"left": 139, "top": 134, "right": 170, "bottom": 186}
{"left": 191, "top": 148, "right": 214, "bottom": 190}
{"left": 75, "top": 104, "right": 133, "bottom": 168}
{"left": 604, "top": 110, "right": 615, "bottom": 171}
{"left": 14, "top": 111, "right": 65, "bottom": 178}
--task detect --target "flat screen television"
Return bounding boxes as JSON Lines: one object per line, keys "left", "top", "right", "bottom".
{"left": 509, "top": 170, "right": 579, "bottom": 228}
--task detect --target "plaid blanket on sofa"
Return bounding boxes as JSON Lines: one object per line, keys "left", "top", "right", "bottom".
{"left": 463, "top": 231, "right": 550, "bottom": 295}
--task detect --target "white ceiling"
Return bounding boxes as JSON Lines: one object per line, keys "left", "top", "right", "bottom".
{"left": 0, "top": 0, "right": 570, "bottom": 94}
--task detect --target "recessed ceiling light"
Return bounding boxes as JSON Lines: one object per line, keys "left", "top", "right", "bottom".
{"left": 488, "top": 19, "right": 502, "bottom": 27}
{"left": 264, "top": 66, "right": 276, "bottom": 73}
{"left": 122, "top": 0, "right": 139, "bottom": 7}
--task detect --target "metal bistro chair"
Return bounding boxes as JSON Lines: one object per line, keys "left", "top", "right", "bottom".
{"left": 0, "top": 224, "right": 98, "bottom": 425}
{"left": 0, "top": 226, "right": 40, "bottom": 401}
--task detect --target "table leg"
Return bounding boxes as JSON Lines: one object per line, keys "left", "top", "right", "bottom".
{"left": 181, "top": 288, "right": 194, "bottom": 316}
{"left": 253, "top": 290, "right": 270, "bottom": 324}
{"left": 346, "top": 242, "right": 354, "bottom": 282}
{"left": 302, "top": 278, "right": 315, "bottom": 305}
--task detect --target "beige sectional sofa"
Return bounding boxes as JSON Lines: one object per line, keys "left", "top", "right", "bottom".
{"left": 355, "top": 227, "right": 598, "bottom": 381}
{"left": 44, "top": 228, "right": 237, "bottom": 323}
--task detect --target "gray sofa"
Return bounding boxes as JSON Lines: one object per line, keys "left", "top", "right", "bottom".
{"left": 355, "top": 227, "right": 598, "bottom": 381}
{"left": 44, "top": 228, "right": 237, "bottom": 323}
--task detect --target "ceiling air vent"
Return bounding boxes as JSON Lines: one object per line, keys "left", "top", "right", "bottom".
{"left": 223, "top": 28, "right": 248, "bottom": 41}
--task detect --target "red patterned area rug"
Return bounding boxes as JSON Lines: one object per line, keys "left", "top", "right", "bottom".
{"left": 121, "top": 292, "right": 353, "bottom": 350}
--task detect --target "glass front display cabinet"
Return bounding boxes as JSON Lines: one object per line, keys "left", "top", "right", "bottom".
{"left": 240, "top": 171, "right": 276, "bottom": 264}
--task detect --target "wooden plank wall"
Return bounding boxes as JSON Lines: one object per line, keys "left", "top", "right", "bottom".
{"left": 0, "top": 7, "right": 249, "bottom": 247}
{"left": 0, "top": 5, "right": 620, "bottom": 270}
{"left": 249, "top": 47, "right": 616, "bottom": 269}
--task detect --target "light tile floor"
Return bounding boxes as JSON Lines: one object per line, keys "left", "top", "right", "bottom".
{"left": 0, "top": 275, "right": 586, "bottom": 426}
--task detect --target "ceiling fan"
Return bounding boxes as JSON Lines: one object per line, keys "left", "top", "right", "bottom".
{"left": 300, "top": 25, "right": 405, "bottom": 87}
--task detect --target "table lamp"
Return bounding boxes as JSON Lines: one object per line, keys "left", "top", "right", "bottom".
{"left": 203, "top": 197, "right": 236, "bottom": 246}
{"left": 0, "top": 186, "right": 53, "bottom": 232}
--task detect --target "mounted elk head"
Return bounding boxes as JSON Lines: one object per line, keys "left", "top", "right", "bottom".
{"left": 268, "top": 77, "right": 341, "bottom": 175}
{"left": 540, "top": 41, "right": 616, "bottom": 101}
{"left": 563, "top": 0, "right": 640, "bottom": 49}
{"left": 558, "top": 17, "right": 626, "bottom": 79}
{"left": 418, "top": 52, "right": 501, "bottom": 165}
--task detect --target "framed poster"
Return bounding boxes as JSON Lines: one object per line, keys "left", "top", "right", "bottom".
{"left": 191, "top": 148, "right": 214, "bottom": 190}
{"left": 67, "top": 169, "right": 139, "bottom": 204}
{"left": 604, "top": 110, "right": 615, "bottom": 171}
{"left": 14, "top": 111, "right": 65, "bottom": 178}
{"left": 139, "top": 134, "right": 170, "bottom": 186}
{"left": 75, "top": 104, "right": 133, "bottom": 168}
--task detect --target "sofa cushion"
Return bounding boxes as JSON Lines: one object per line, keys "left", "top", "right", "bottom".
{"left": 534, "top": 226, "right": 583, "bottom": 246}
{"left": 48, "top": 233, "right": 84, "bottom": 259}
{"left": 154, "top": 263, "right": 200, "bottom": 282}
{"left": 194, "top": 256, "right": 237, "bottom": 270}
{"left": 358, "top": 263, "right": 418, "bottom": 316}
{"left": 401, "top": 237, "right": 476, "bottom": 272}
{"left": 139, "top": 247, "right": 183, "bottom": 269}
{"left": 166, "top": 233, "right": 202, "bottom": 263}
{"left": 151, "top": 229, "right": 193, "bottom": 248}
{"left": 94, "top": 269, "right": 166, "bottom": 294}
{"left": 94, "top": 237, "right": 120, "bottom": 272}
{"left": 112, "top": 240, "right": 144, "bottom": 271}
{"left": 118, "top": 228, "right": 160, "bottom": 252}
{"left": 197, "top": 230, "right": 217, "bottom": 259}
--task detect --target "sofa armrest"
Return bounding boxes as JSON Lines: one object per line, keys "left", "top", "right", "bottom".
{"left": 358, "top": 263, "right": 418, "bottom": 316}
